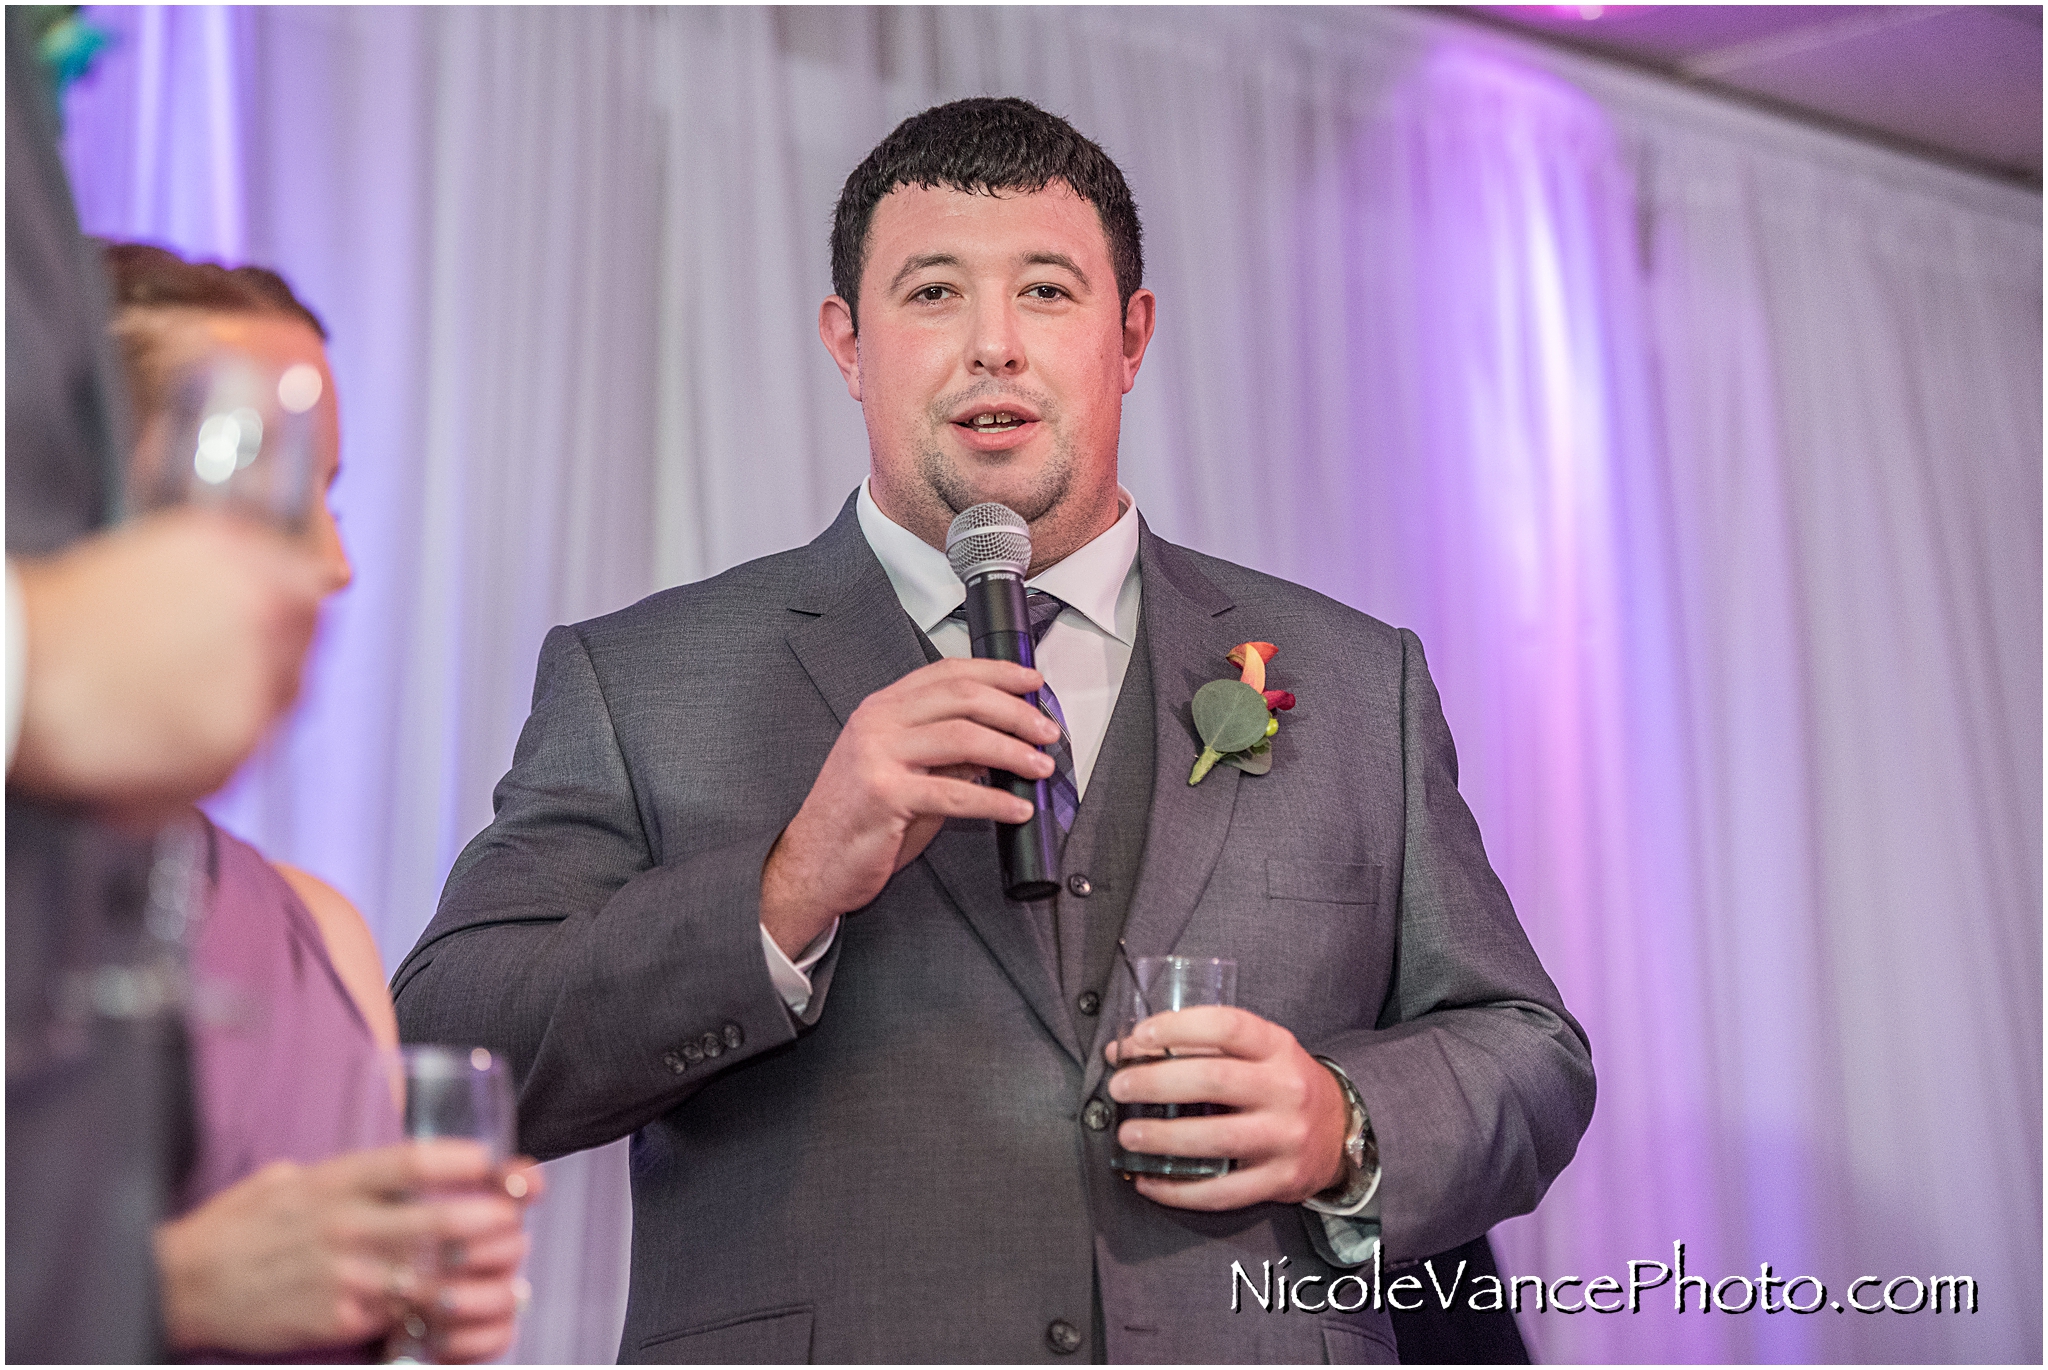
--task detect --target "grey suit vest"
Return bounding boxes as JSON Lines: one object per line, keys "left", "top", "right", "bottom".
{"left": 1048, "top": 623, "right": 1154, "bottom": 1047}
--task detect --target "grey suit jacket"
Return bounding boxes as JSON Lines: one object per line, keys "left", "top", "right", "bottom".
{"left": 394, "top": 496, "right": 1594, "bottom": 1363}
{"left": 6, "top": 14, "right": 188, "bottom": 1361}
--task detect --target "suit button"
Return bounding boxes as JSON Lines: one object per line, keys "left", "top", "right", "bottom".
{"left": 722, "top": 1022, "right": 744, "bottom": 1050}
{"left": 1066, "top": 873, "right": 1092, "bottom": 898}
{"left": 700, "top": 1031, "right": 723, "bottom": 1060}
{"left": 680, "top": 1041, "right": 703, "bottom": 1065}
{"left": 662, "top": 1051, "right": 686, "bottom": 1075}
{"left": 1076, "top": 990, "right": 1101, "bottom": 1016}
{"left": 1046, "top": 1319, "right": 1083, "bottom": 1355}
{"left": 1082, "top": 1098, "right": 1112, "bottom": 1132}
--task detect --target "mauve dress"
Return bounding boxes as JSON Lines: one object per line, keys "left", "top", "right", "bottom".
{"left": 177, "top": 819, "right": 400, "bottom": 1362}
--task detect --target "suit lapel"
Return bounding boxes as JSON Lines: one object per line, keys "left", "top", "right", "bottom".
{"left": 781, "top": 504, "right": 929, "bottom": 726}
{"left": 1082, "top": 524, "right": 1244, "bottom": 1096}
{"left": 782, "top": 495, "right": 1080, "bottom": 1064}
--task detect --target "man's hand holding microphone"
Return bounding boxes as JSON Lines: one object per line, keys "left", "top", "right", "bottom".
{"left": 759, "top": 655, "right": 1059, "bottom": 958}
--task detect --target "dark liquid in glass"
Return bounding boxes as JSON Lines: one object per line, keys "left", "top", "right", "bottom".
{"left": 1112, "top": 1100, "right": 1233, "bottom": 1179}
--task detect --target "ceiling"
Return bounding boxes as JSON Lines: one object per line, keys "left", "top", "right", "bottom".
{"left": 1447, "top": 5, "right": 2043, "bottom": 187}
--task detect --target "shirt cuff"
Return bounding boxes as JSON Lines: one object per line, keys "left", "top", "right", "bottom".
{"left": 1310, "top": 1202, "right": 1383, "bottom": 1269}
{"left": 1304, "top": 1163, "right": 1382, "bottom": 1218}
{"left": 6, "top": 560, "right": 25, "bottom": 771}
{"left": 760, "top": 918, "right": 838, "bottom": 1016}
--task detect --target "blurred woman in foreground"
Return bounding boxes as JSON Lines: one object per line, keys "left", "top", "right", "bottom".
{"left": 103, "top": 241, "right": 540, "bottom": 1361}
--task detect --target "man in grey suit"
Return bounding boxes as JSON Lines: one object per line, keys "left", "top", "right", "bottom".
{"left": 395, "top": 97, "right": 1593, "bottom": 1363}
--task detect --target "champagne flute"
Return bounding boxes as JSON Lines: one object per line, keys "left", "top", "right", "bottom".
{"left": 123, "top": 348, "right": 328, "bottom": 1017}
{"left": 384, "top": 1045, "right": 516, "bottom": 1364}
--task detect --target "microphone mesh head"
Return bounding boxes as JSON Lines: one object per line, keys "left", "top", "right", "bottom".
{"left": 945, "top": 503, "right": 1031, "bottom": 581}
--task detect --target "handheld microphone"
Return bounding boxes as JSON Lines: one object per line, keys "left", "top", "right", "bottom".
{"left": 946, "top": 503, "right": 1060, "bottom": 902}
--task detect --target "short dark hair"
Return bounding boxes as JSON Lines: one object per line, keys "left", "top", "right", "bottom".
{"left": 830, "top": 97, "right": 1143, "bottom": 332}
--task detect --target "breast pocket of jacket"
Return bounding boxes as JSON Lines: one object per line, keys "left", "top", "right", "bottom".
{"left": 635, "top": 1305, "right": 813, "bottom": 1363}
{"left": 1266, "top": 859, "right": 1380, "bottom": 908}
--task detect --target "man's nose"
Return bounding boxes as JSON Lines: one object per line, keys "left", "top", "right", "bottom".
{"left": 965, "top": 298, "right": 1025, "bottom": 376}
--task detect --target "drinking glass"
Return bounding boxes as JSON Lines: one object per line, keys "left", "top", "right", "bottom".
{"left": 48, "top": 812, "right": 213, "bottom": 1061}
{"left": 394, "top": 1045, "right": 516, "bottom": 1158}
{"left": 1109, "top": 956, "right": 1238, "bottom": 1179}
{"left": 127, "top": 350, "right": 324, "bottom": 531}
{"left": 383, "top": 1045, "right": 516, "bottom": 1363}
{"left": 125, "top": 347, "right": 328, "bottom": 1002}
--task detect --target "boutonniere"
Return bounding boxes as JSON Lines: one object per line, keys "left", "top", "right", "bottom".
{"left": 1188, "top": 641, "right": 1297, "bottom": 784}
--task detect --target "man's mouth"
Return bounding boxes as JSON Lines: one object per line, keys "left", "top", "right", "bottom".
{"left": 958, "top": 410, "right": 1032, "bottom": 433}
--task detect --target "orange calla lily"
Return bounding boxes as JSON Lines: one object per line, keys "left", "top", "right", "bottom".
{"left": 1227, "top": 641, "right": 1277, "bottom": 693}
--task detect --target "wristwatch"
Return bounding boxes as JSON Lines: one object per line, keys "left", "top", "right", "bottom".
{"left": 1303, "top": 1056, "right": 1379, "bottom": 1215}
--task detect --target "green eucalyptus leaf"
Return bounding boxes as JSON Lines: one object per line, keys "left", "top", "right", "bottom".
{"left": 1222, "top": 746, "right": 1272, "bottom": 776}
{"left": 1192, "top": 679, "right": 1270, "bottom": 754}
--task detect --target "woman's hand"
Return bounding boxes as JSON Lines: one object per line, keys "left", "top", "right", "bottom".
{"left": 155, "top": 1140, "right": 540, "bottom": 1359}
{"left": 428, "top": 1157, "right": 546, "bottom": 1362}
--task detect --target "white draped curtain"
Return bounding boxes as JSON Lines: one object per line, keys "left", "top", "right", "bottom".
{"left": 64, "top": 7, "right": 2038, "bottom": 1363}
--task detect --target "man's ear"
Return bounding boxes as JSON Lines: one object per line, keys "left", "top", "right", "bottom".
{"left": 818, "top": 296, "right": 862, "bottom": 401}
{"left": 1119, "top": 288, "right": 1158, "bottom": 395}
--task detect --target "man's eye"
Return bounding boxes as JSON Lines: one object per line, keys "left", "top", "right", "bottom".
{"left": 1026, "top": 284, "right": 1065, "bottom": 301}
{"left": 913, "top": 285, "right": 951, "bottom": 302}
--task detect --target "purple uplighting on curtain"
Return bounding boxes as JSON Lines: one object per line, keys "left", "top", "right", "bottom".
{"left": 59, "top": 7, "right": 2039, "bottom": 1363}
{"left": 1332, "top": 52, "right": 1751, "bottom": 1358}
{"left": 68, "top": 5, "right": 247, "bottom": 258}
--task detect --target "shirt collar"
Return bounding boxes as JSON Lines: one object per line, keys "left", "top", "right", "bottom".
{"left": 856, "top": 479, "right": 1140, "bottom": 644}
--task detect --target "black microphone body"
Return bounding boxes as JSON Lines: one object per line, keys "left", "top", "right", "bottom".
{"left": 948, "top": 507, "right": 1061, "bottom": 902}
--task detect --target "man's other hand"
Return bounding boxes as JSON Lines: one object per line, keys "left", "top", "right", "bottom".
{"left": 1106, "top": 1006, "right": 1350, "bottom": 1211}
{"left": 11, "top": 507, "right": 326, "bottom": 810}
{"left": 154, "top": 1140, "right": 537, "bottom": 1360}
{"left": 761, "top": 656, "right": 1059, "bottom": 956}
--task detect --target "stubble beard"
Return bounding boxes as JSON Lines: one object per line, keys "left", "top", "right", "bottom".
{"left": 918, "top": 432, "right": 1076, "bottom": 527}
{"left": 916, "top": 383, "right": 1074, "bottom": 527}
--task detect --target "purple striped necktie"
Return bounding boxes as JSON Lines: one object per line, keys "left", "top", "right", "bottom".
{"left": 948, "top": 589, "right": 1079, "bottom": 834}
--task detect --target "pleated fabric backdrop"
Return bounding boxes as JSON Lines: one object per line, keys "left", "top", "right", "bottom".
{"left": 62, "top": 7, "right": 2038, "bottom": 1362}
